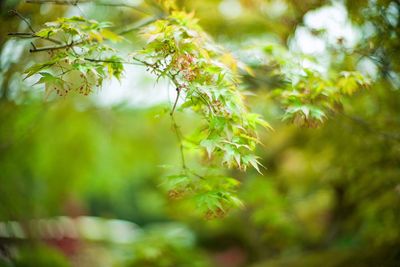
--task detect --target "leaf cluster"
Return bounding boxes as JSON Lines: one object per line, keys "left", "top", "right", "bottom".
{"left": 24, "top": 16, "right": 124, "bottom": 97}
{"left": 163, "top": 173, "right": 243, "bottom": 219}
{"left": 135, "top": 11, "right": 271, "bottom": 171}
{"left": 263, "top": 44, "right": 370, "bottom": 127}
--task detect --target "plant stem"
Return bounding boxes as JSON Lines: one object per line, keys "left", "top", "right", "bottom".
{"left": 171, "top": 116, "right": 186, "bottom": 170}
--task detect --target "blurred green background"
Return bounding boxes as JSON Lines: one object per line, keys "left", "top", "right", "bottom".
{"left": 0, "top": 0, "right": 399, "bottom": 266}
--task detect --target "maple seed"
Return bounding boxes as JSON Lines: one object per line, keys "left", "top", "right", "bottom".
{"left": 205, "top": 208, "right": 226, "bottom": 220}
{"left": 168, "top": 190, "right": 183, "bottom": 200}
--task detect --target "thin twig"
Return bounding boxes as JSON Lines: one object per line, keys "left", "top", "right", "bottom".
{"left": 7, "top": 32, "right": 32, "bottom": 36}
{"left": 8, "top": 32, "right": 63, "bottom": 45}
{"left": 30, "top": 42, "right": 36, "bottom": 50}
{"left": 9, "top": 9, "right": 36, "bottom": 33}
{"left": 28, "top": 39, "right": 85, "bottom": 53}
{"left": 171, "top": 116, "right": 186, "bottom": 170}
{"left": 170, "top": 87, "right": 181, "bottom": 116}
{"left": 344, "top": 113, "right": 400, "bottom": 142}
{"left": 83, "top": 57, "right": 142, "bottom": 65}
{"left": 117, "top": 17, "right": 160, "bottom": 35}
{"left": 8, "top": 9, "right": 63, "bottom": 45}
{"left": 96, "top": 1, "right": 150, "bottom": 14}
{"left": 25, "top": 0, "right": 149, "bottom": 14}
{"left": 171, "top": 115, "right": 206, "bottom": 179}
{"left": 131, "top": 57, "right": 153, "bottom": 67}
{"left": 75, "top": 2, "right": 88, "bottom": 17}
{"left": 26, "top": 0, "right": 90, "bottom": 4}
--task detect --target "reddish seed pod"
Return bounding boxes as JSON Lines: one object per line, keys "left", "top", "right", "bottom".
{"left": 168, "top": 190, "right": 180, "bottom": 200}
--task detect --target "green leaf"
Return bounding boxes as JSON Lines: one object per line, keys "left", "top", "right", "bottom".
{"left": 200, "top": 139, "right": 217, "bottom": 158}
{"left": 162, "top": 174, "right": 190, "bottom": 190}
{"left": 24, "top": 62, "right": 56, "bottom": 78}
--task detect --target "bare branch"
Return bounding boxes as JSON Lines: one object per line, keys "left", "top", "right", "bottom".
{"left": 30, "top": 42, "right": 37, "bottom": 50}
{"left": 344, "top": 114, "right": 400, "bottom": 142}
{"left": 170, "top": 87, "right": 181, "bottom": 116}
{"left": 26, "top": 0, "right": 90, "bottom": 5}
{"left": 8, "top": 10, "right": 63, "bottom": 45}
{"left": 96, "top": 1, "right": 149, "bottom": 14}
{"left": 25, "top": 0, "right": 149, "bottom": 14}
{"left": 171, "top": 116, "right": 186, "bottom": 170}
{"left": 7, "top": 32, "right": 32, "bottom": 36}
{"left": 83, "top": 57, "right": 142, "bottom": 66}
{"left": 8, "top": 32, "right": 63, "bottom": 45}
{"left": 9, "top": 9, "right": 36, "bottom": 33}
{"left": 29, "top": 40, "right": 84, "bottom": 53}
{"left": 117, "top": 17, "right": 160, "bottom": 35}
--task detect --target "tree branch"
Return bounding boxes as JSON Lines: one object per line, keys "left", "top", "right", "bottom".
{"left": 8, "top": 10, "right": 63, "bottom": 45}
{"left": 116, "top": 17, "right": 160, "bottom": 35}
{"left": 170, "top": 87, "right": 181, "bottom": 116}
{"left": 8, "top": 32, "right": 63, "bottom": 45}
{"left": 83, "top": 57, "right": 142, "bottom": 66}
{"left": 26, "top": 0, "right": 89, "bottom": 5}
{"left": 25, "top": 0, "right": 149, "bottom": 14}
{"left": 344, "top": 114, "right": 400, "bottom": 142}
{"left": 171, "top": 116, "right": 186, "bottom": 170}
{"left": 9, "top": 9, "right": 36, "bottom": 33}
{"left": 28, "top": 39, "right": 86, "bottom": 53}
{"left": 96, "top": 1, "right": 149, "bottom": 14}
